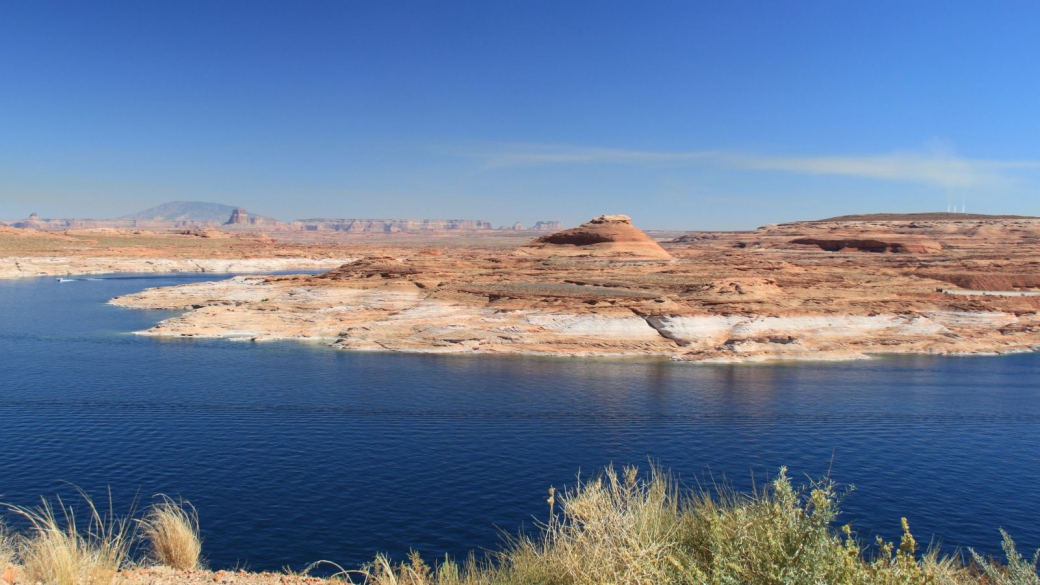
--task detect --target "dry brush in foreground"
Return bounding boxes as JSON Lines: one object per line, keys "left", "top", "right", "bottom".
{"left": 1, "top": 468, "right": 1037, "bottom": 584}
{"left": 1, "top": 492, "right": 201, "bottom": 584}
{"left": 351, "top": 466, "right": 1040, "bottom": 585}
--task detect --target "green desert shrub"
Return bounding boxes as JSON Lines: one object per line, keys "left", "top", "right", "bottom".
{"left": 353, "top": 465, "right": 1039, "bottom": 585}
{"left": 971, "top": 529, "right": 1040, "bottom": 585}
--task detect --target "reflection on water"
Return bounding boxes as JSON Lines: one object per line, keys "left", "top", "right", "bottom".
{"left": 0, "top": 274, "right": 1038, "bottom": 570}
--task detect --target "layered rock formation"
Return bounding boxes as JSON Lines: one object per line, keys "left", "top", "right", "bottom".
{"left": 108, "top": 214, "right": 1040, "bottom": 363}
{"left": 225, "top": 208, "right": 249, "bottom": 225}
{"left": 519, "top": 215, "right": 672, "bottom": 259}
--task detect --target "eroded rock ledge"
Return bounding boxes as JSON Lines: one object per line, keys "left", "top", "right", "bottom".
{"left": 108, "top": 215, "right": 1040, "bottom": 363}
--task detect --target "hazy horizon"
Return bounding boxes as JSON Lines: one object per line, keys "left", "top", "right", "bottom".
{"left": 3, "top": 1, "right": 1040, "bottom": 230}
{"left": 5, "top": 198, "right": 1038, "bottom": 232}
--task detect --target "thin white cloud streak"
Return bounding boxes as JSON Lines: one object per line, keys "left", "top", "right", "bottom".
{"left": 457, "top": 143, "right": 1038, "bottom": 189}
{"left": 729, "top": 152, "right": 1035, "bottom": 189}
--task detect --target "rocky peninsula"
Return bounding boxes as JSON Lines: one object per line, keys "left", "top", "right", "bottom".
{"left": 106, "top": 214, "right": 1040, "bottom": 363}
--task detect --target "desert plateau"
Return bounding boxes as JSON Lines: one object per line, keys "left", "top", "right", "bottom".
{"left": 5, "top": 211, "right": 1039, "bottom": 363}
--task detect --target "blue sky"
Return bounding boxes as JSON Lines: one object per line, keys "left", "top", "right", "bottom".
{"left": 2, "top": 1, "right": 1039, "bottom": 229}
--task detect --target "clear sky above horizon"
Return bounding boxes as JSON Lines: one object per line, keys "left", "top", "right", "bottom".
{"left": 2, "top": 1, "right": 1039, "bottom": 230}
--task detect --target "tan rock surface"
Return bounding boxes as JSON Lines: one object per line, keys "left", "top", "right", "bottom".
{"left": 108, "top": 215, "right": 1040, "bottom": 363}
{"left": 519, "top": 215, "right": 672, "bottom": 259}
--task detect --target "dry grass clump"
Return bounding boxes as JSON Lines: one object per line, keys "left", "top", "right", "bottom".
{"left": 5, "top": 492, "right": 133, "bottom": 585}
{"left": 352, "top": 465, "right": 1040, "bottom": 585}
{"left": 0, "top": 520, "right": 13, "bottom": 569}
{"left": 139, "top": 495, "right": 203, "bottom": 571}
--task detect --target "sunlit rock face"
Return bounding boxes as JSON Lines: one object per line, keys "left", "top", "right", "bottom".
{"left": 519, "top": 215, "right": 673, "bottom": 259}
{"left": 105, "top": 213, "right": 1040, "bottom": 363}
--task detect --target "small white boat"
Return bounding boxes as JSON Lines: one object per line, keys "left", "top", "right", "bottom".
{"left": 56, "top": 277, "right": 75, "bottom": 283}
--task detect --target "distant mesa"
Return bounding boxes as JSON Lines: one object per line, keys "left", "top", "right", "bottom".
{"left": 532, "top": 221, "right": 564, "bottom": 231}
{"left": 808, "top": 212, "right": 1039, "bottom": 223}
{"left": 495, "top": 220, "right": 561, "bottom": 230}
{"left": 289, "top": 218, "right": 561, "bottom": 233}
{"left": 3, "top": 200, "right": 561, "bottom": 235}
{"left": 520, "top": 214, "right": 672, "bottom": 259}
{"left": 225, "top": 208, "right": 249, "bottom": 225}
{"left": 11, "top": 212, "right": 45, "bottom": 229}
{"left": 290, "top": 218, "right": 493, "bottom": 232}
{"left": 497, "top": 221, "right": 563, "bottom": 231}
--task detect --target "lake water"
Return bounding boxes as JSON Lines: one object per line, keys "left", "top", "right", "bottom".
{"left": 1, "top": 273, "right": 1039, "bottom": 571}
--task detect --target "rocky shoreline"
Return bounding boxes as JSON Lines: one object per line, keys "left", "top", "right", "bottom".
{"left": 109, "top": 274, "right": 1040, "bottom": 363}
{"left": 3, "top": 214, "right": 1038, "bottom": 364}
{"left": 106, "top": 215, "right": 1040, "bottom": 363}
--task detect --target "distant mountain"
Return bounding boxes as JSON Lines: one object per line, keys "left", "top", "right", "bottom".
{"left": 119, "top": 201, "right": 250, "bottom": 223}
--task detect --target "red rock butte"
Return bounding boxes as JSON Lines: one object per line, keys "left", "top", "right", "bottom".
{"left": 520, "top": 214, "right": 672, "bottom": 259}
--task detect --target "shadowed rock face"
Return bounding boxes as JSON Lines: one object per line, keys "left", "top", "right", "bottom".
{"left": 523, "top": 215, "right": 672, "bottom": 259}
{"left": 790, "top": 236, "right": 942, "bottom": 254}
{"left": 225, "top": 208, "right": 249, "bottom": 225}
{"left": 918, "top": 272, "right": 1040, "bottom": 291}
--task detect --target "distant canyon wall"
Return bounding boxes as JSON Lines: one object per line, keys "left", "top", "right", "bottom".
{"left": 3, "top": 213, "right": 563, "bottom": 233}
{"left": 289, "top": 219, "right": 564, "bottom": 232}
{"left": 291, "top": 218, "right": 494, "bottom": 232}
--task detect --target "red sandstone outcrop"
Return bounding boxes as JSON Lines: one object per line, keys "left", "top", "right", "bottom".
{"left": 520, "top": 215, "right": 672, "bottom": 259}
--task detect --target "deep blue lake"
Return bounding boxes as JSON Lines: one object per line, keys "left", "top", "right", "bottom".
{"left": 1, "top": 273, "right": 1039, "bottom": 571}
